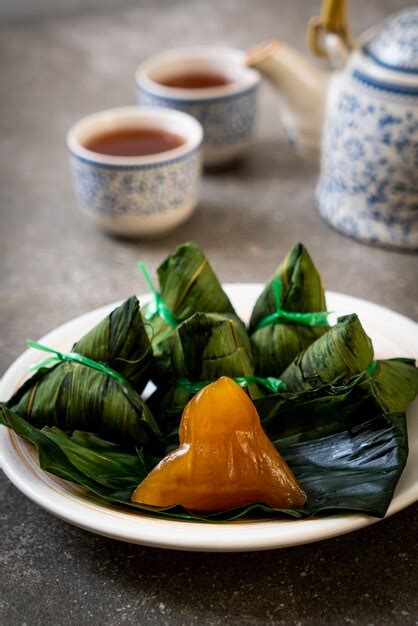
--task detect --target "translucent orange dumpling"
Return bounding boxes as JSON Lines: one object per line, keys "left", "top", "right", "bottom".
{"left": 132, "top": 376, "right": 306, "bottom": 511}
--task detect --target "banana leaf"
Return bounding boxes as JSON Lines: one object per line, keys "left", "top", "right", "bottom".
{"left": 249, "top": 244, "right": 328, "bottom": 377}
{"left": 257, "top": 358, "right": 418, "bottom": 445}
{"left": 280, "top": 314, "right": 374, "bottom": 392}
{"left": 42, "top": 428, "right": 157, "bottom": 489}
{"left": 7, "top": 361, "right": 162, "bottom": 450}
{"left": 6, "top": 296, "right": 162, "bottom": 449}
{"left": 368, "top": 358, "right": 418, "bottom": 413}
{"left": 141, "top": 243, "right": 237, "bottom": 383}
{"left": 281, "top": 412, "right": 408, "bottom": 518}
{"left": 148, "top": 312, "right": 262, "bottom": 437}
{"left": 0, "top": 405, "right": 153, "bottom": 500}
{"left": 73, "top": 295, "right": 153, "bottom": 392}
{"left": 0, "top": 403, "right": 408, "bottom": 520}
{"left": 257, "top": 373, "right": 379, "bottom": 446}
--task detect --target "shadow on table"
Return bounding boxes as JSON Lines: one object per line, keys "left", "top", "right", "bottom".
{"left": 112, "top": 199, "right": 280, "bottom": 261}
{"left": 201, "top": 137, "right": 317, "bottom": 181}
{"left": 108, "top": 137, "right": 319, "bottom": 254}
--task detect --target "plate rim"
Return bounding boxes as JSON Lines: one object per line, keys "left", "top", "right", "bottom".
{"left": 1, "top": 284, "right": 417, "bottom": 552}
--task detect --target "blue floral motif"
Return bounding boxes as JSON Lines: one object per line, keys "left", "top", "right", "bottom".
{"left": 343, "top": 138, "right": 365, "bottom": 160}
{"left": 316, "top": 73, "right": 418, "bottom": 249}
{"left": 365, "top": 8, "right": 418, "bottom": 73}
{"left": 137, "top": 85, "right": 258, "bottom": 149}
{"left": 71, "top": 150, "right": 201, "bottom": 218}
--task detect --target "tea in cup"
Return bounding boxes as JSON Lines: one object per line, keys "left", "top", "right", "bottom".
{"left": 67, "top": 106, "right": 203, "bottom": 237}
{"left": 136, "top": 46, "right": 260, "bottom": 167}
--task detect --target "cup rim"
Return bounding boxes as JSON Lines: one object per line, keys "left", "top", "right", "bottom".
{"left": 66, "top": 106, "right": 203, "bottom": 166}
{"left": 135, "top": 45, "right": 260, "bottom": 102}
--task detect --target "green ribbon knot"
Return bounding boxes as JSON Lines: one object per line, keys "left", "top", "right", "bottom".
{"left": 138, "top": 261, "right": 180, "bottom": 329}
{"left": 366, "top": 360, "right": 378, "bottom": 376}
{"left": 26, "top": 340, "right": 133, "bottom": 392}
{"left": 176, "top": 375, "right": 286, "bottom": 395}
{"left": 256, "top": 278, "right": 331, "bottom": 331}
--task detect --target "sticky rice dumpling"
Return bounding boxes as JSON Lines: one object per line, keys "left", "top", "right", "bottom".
{"left": 132, "top": 377, "right": 307, "bottom": 511}
{"left": 148, "top": 312, "right": 265, "bottom": 436}
{"left": 7, "top": 297, "right": 161, "bottom": 449}
{"left": 281, "top": 314, "right": 374, "bottom": 392}
{"left": 249, "top": 244, "right": 328, "bottom": 377}
{"left": 141, "top": 243, "right": 237, "bottom": 382}
{"left": 73, "top": 295, "right": 153, "bottom": 392}
{"left": 368, "top": 358, "right": 418, "bottom": 413}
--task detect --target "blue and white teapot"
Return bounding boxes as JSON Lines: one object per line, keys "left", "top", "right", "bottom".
{"left": 247, "top": 1, "right": 418, "bottom": 250}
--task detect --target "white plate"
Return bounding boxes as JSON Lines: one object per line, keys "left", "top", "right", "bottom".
{"left": 1, "top": 285, "right": 417, "bottom": 552}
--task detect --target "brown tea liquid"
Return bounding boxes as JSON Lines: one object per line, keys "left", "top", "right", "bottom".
{"left": 157, "top": 71, "right": 231, "bottom": 89}
{"left": 84, "top": 128, "right": 185, "bottom": 157}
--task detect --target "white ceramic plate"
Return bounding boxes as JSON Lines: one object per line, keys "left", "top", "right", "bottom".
{"left": 1, "top": 285, "right": 417, "bottom": 552}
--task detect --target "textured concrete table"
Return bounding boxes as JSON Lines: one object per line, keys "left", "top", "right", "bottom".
{"left": 1, "top": 1, "right": 417, "bottom": 624}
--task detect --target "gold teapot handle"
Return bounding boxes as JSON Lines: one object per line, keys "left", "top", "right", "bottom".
{"left": 307, "top": 0, "right": 352, "bottom": 58}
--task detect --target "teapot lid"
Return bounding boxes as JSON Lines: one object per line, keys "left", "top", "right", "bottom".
{"left": 364, "top": 7, "right": 418, "bottom": 73}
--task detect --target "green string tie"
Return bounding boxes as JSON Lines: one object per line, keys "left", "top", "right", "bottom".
{"left": 176, "top": 375, "right": 286, "bottom": 395}
{"left": 138, "top": 261, "right": 180, "bottom": 329}
{"left": 255, "top": 278, "right": 331, "bottom": 330}
{"left": 366, "top": 360, "right": 378, "bottom": 375}
{"left": 26, "top": 340, "right": 133, "bottom": 393}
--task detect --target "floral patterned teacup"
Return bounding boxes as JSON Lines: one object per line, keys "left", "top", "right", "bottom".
{"left": 67, "top": 106, "right": 203, "bottom": 237}
{"left": 135, "top": 47, "right": 260, "bottom": 167}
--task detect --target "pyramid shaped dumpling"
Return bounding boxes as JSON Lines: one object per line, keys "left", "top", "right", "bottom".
{"left": 132, "top": 377, "right": 306, "bottom": 511}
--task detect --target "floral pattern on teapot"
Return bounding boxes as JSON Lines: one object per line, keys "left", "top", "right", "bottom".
{"left": 317, "top": 70, "right": 418, "bottom": 249}
{"left": 248, "top": 7, "right": 418, "bottom": 249}
{"left": 364, "top": 7, "right": 418, "bottom": 73}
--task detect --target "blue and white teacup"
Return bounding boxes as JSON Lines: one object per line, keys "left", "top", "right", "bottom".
{"left": 67, "top": 106, "right": 203, "bottom": 237}
{"left": 135, "top": 47, "right": 260, "bottom": 167}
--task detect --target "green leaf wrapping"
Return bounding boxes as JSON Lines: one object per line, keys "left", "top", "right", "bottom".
{"left": 249, "top": 244, "right": 328, "bottom": 377}
{"left": 368, "top": 358, "right": 418, "bottom": 413}
{"left": 0, "top": 405, "right": 151, "bottom": 502}
{"left": 148, "top": 312, "right": 261, "bottom": 437}
{"left": 141, "top": 243, "right": 237, "bottom": 382}
{"left": 7, "top": 362, "right": 162, "bottom": 449}
{"left": 6, "top": 297, "right": 162, "bottom": 450}
{"left": 280, "top": 412, "right": 408, "bottom": 518}
{"left": 257, "top": 358, "right": 418, "bottom": 446}
{"left": 42, "top": 428, "right": 153, "bottom": 489}
{"left": 0, "top": 403, "right": 408, "bottom": 520}
{"left": 280, "top": 314, "right": 374, "bottom": 392}
{"left": 73, "top": 296, "right": 153, "bottom": 393}
{"left": 257, "top": 373, "right": 380, "bottom": 446}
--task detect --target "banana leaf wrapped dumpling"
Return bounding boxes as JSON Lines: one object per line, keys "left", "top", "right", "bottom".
{"left": 73, "top": 295, "right": 153, "bottom": 393}
{"left": 7, "top": 297, "right": 162, "bottom": 449}
{"left": 281, "top": 314, "right": 374, "bottom": 392}
{"left": 256, "top": 357, "right": 418, "bottom": 445}
{"left": 140, "top": 243, "right": 237, "bottom": 382}
{"left": 277, "top": 314, "right": 417, "bottom": 409}
{"left": 368, "top": 358, "right": 418, "bottom": 413}
{"left": 148, "top": 312, "right": 274, "bottom": 438}
{"left": 249, "top": 244, "right": 328, "bottom": 377}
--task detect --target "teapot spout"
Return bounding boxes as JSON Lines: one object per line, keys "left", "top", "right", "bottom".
{"left": 247, "top": 40, "right": 329, "bottom": 161}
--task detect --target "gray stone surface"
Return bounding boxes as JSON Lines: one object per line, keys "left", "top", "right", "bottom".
{"left": 0, "top": 1, "right": 417, "bottom": 624}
